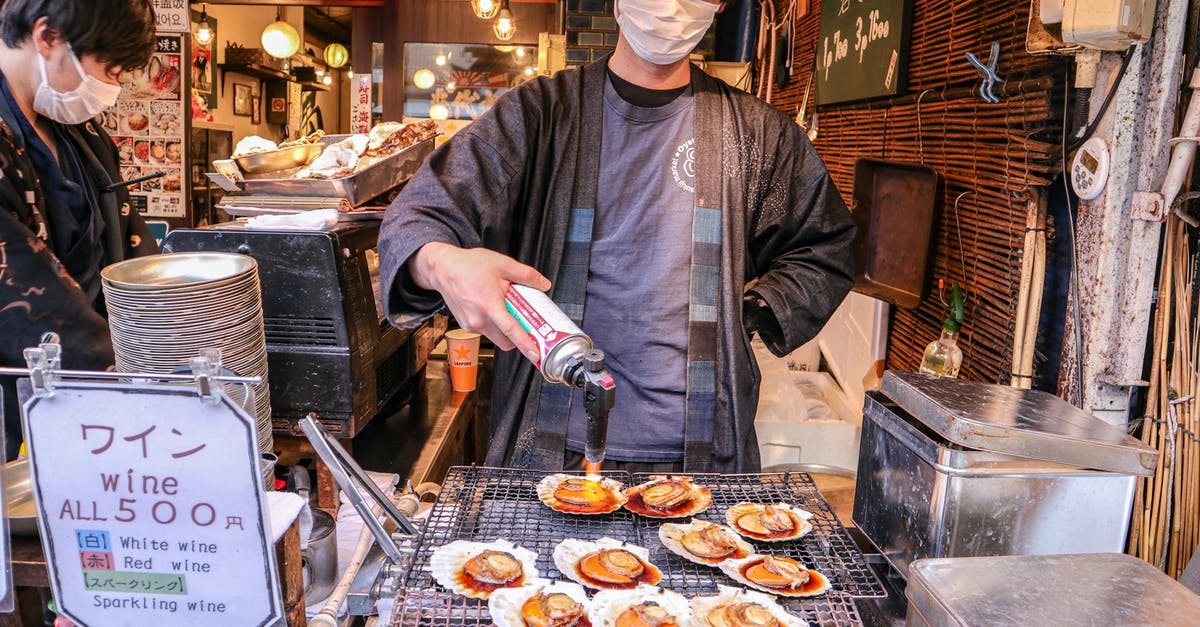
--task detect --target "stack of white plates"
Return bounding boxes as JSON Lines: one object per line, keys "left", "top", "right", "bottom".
{"left": 101, "top": 253, "right": 274, "bottom": 473}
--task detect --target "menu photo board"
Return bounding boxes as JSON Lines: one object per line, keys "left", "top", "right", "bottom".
{"left": 815, "top": 0, "right": 913, "bottom": 105}
{"left": 22, "top": 382, "right": 284, "bottom": 626}
{"left": 99, "top": 33, "right": 187, "bottom": 221}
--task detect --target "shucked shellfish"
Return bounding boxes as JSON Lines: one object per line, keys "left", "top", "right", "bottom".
{"left": 538, "top": 473, "right": 628, "bottom": 515}
{"left": 658, "top": 519, "right": 754, "bottom": 566}
{"left": 489, "top": 580, "right": 591, "bottom": 627}
{"left": 430, "top": 539, "right": 540, "bottom": 599}
{"left": 690, "top": 585, "right": 804, "bottom": 627}
{"left": 623, "top": 476, "right": 713, "bottom": 518}
{"left": 553, "top": 537, "right": 662, "bottom": 590}
{"left": 718, "top": 555, "right": 830, "bottom": 597}
{"left": 724, "top": 502, "right": 814, "bottom": 542}
{"left": 587, "top": 584, "right": 691, "bottom": 627}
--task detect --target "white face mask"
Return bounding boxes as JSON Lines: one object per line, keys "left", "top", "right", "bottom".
{"left": 617, "top": 0, "right": 719, "bottom": 65}
{"left": 33, "top": 45, "right": 122, "bottom": 125}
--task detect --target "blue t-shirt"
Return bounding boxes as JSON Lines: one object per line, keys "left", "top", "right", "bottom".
{"left": 564, "top": 75, "right": 694, "bottom": 462}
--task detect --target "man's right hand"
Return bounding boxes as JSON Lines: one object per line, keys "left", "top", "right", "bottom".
{"left": 410, "top": 242, "right": 550, "bottom": 362}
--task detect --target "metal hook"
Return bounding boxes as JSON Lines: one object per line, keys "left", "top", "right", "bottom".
{"left": 965, "top": 41, "right": 1004, "bottom": 103}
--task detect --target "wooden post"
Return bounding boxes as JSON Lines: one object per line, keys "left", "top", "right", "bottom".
{"left": 276, "top": 519, "right": 307, "bottom": 627}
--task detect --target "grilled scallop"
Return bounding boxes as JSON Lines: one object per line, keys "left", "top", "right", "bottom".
{"left": 587, "top": 584, "right": 691, "bottom": 627}
{"left": 430, "top": 539, "right": 540, "bottom": 599}
{"left": 724, "top": 502, "right": 814, "bottom": 542}
{"left": 538, "top": 473, "right": 628, "bottom": 515}
{"left": 465, "top": 550, "right": 524, "bottom": 584}
{"left": 659, "top": 519, "right": 755, "bottom": 566}
{"left": 690, "top": 586, "right": 804, "bottom": 627}
{"left": 553, "top": 537, "right": 662, "bottom": 590}
{"left": 719, "top": 555, "right": 830, "bottom": 597}
{"left": 489, "top": 580, "right": 590, "bottom": 627}
{"left": 624, "top": 476, "right": 712, "bottom": 518}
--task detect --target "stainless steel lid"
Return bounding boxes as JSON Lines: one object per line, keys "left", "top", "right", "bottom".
{"left": 906, "top": 553, "right": 1200, "bottom": 626}
{"left": 881, "top": 371, "right": 1157, "bottom": 476}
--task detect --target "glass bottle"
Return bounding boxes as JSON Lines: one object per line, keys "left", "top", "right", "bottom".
{"left": 919, "top": 327, "right": 963, "bottom": 378}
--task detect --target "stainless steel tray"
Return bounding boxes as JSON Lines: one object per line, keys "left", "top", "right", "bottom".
{"left": 241, "top": 137, "right": 436, "bottom": 206}
{"left": 906, "top": 554, "right": 1200, "bottom": 626}
{"left": 880, "top": 371, "right": 1158, "bottom": 476}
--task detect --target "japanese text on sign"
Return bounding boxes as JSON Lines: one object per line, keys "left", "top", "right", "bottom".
{"left": 24, "top": 385, "right": 283, "bottom": 626}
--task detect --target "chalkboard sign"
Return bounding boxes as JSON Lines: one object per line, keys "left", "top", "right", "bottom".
{"left": 815, "top": 0, "right": 913, "bottom": 105}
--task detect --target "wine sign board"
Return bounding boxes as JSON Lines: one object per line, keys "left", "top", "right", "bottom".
{"left": 815, "top": 0, "right": 913, "bottom": 105}
{"left": 22, "top": 383, "right": 283, "bottom": 627}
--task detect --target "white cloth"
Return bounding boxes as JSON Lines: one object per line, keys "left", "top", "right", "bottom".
{"left": 244, "top": 209, "right": 339, "bottom": 231}
{"left": 265, "top": 490, "right": 307, "bottom": 543}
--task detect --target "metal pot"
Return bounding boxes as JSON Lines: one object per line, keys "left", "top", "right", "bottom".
{"left": 302, "top": 509, "right": 338, "bottom": 602}
{"left": 4, "top": 458, "right": 37, "bottom": 536}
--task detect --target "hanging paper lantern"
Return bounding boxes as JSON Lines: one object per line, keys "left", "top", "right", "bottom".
{"left": 324, "top": 43, "right": 349, "bottom": 69}
{"left": 261, "top": 20, "right": 300, "bottom": 59}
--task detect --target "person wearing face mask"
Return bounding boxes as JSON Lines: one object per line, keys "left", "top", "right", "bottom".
{"left": 380, "top": 0, "right": 854, "bottom": 473}
{"left": 0, "top": 0, "right": 158, "bottom": 458}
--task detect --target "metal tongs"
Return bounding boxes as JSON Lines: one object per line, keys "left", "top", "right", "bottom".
{"left": 796, "top": 72, "right": 818, "bottom": 142}
{"left": 300, "top": 414, "right": 417, "bottom": 564}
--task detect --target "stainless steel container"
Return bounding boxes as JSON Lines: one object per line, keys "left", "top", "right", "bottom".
{"left": 905, "top": 553, "right": 1200, "bottom": 626}
{"left": 853, "top": 371, "right": 1157, "bottom": 579}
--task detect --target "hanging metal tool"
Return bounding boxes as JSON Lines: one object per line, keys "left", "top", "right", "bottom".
{"left": 965, "top": 41, "right": 1005, "bottom": 103}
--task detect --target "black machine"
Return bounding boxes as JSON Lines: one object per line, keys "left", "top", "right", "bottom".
{"left": 163, "top": 221, "right": 443, "bottom": 437}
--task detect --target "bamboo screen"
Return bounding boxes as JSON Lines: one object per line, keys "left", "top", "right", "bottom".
{"left": 770, "top": 0, "right": 1065, "bottom": 383}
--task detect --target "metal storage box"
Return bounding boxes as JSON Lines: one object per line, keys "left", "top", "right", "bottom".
{"left": 853, "top": 371, "right": 1157, "bottom": 578}
{"left": 905, "top": 553, "right": 1200, "bottom": 627}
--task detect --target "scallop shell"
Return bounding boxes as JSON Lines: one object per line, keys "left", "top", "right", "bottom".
{"left": 724, "top": 502, "right": 814, "bottom": 542}
{"left": 537, "top": 473, "right": 628, "bottom": 515}
{"left": 690, "top": 585, "right": 805, "bottom": 627}
{"left": 488, "top": 579, "right": 590, "bottom": 627}
{"left": 553, "top": 537, "right": 662, "bottom": 590}
{"left": 624, "top": 475, "right": 714, "bottom": 518}
{"left": 429, "top": 539, "right": 540, "bottom": 599}
{"left": 718, "top": 555, "right": 830, "bottom": 598}
{"left": 659, "top": 518, "right": 756, "bottom": 567}
{"left": 587, "top": 583, "right": 691, "bottom": 627}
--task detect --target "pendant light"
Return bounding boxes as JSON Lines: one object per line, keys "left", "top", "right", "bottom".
{"left": 471, "top": 0, "right": 500, "bottom": 20}
{"left": 493, "top": 0, "right": 516, "bottom": 41}
{"left": 194, "top": 4, "right": 214, "bottom": 46}
{"left": 324, "top": 43, "right": 349, "bottom": 69}
{"left": 261, "top": 8, "right": 300, "bottom": 60}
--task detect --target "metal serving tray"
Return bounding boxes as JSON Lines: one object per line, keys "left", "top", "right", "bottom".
{"left": 241, "top": 137, "right": 436, "bottom": 207}
{"left": 850, "top": 159, "right": 942, "bottom": 309}
{"left": 880, "top": 370, "right": 1157, "bottom": 476}
{"left": 906, "top": 553, "right": 1200, "bottom": 627}
{"left": 390, "top": 466, "right": 884, "bottom": 627}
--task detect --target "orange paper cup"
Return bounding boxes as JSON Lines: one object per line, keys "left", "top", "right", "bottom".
{"left": 445, "top": 329, "right": 481, "bottom": 392}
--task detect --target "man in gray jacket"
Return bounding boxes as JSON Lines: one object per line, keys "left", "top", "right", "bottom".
{"left": 380, "top": 0, "right": 854, "bottom": 472}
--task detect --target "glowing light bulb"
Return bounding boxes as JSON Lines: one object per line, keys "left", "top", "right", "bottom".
{"left": 472, "top": 0, "right": 499, "bottom": 19}
{"left": 322, "top": 75, "right": 332, "bottom": 86}
{"left": 435, "top": 54, "right": 447, "bottom": 66}
{"left": 261, "top": 21, "right": 301, "bottom": 59}
{"left": 429, "top": 104, "right": 450, "bottom": 120}
{"left": 446, "top": 81, "right": 457, "bottom": 92}
{"left": 413, "top": 68, "right": 436, "bottom": 90}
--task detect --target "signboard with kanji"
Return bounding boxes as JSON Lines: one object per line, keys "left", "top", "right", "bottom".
{"left": 351, "top": 73, "right": 372, "bottom": 134}
{"left": 22, "top": 383, "right": 283, "bottom": 626}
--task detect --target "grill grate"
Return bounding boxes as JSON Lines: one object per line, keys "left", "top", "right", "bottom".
{"left": 391, "top": 466, "right": 882, "bottom": 626}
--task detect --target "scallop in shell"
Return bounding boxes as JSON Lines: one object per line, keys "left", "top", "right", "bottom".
{"left": 553, "top": 537, "right": 662, "bottom": 590}
{"left": 659, "top": 519, "right": 755, "bottom": 567}
{"left": 538, "top": 473, "right": 628, "bottom": 515}
{"left": 724, "top": 502, "right": 813, "bottom": 542}
{"left": 430, "top": 539, "right": 540, "bottom": 599}
{"left": 690, "top": 585, "right": 804, "bottom": 627}
{"left": 718, "top": 555, "right": 830, "bottom": 597}
{"left": 587, "top": 583, "right": 691, "bottom": 627}
{"left": 488, "top": 579, "right": 590, "bottom": 627}
{"left": 623, "top": 475, "right": 713, "bottom": 518}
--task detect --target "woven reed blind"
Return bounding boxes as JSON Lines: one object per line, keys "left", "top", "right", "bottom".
{"left": 769, "top": 0, "right": 1064, "bottom": 383}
